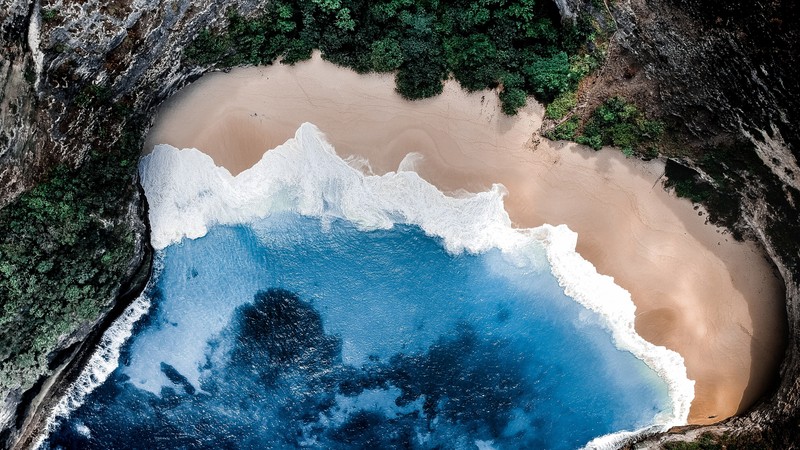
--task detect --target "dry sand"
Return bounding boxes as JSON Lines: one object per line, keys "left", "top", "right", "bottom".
{"left": 145, "top": 53, "right": 786, "bottom": 425}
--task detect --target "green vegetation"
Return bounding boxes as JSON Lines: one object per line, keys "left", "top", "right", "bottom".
{"left": 545, "top": 90, "right": 577, "bottom": 120}
{"left": 664, "top": 139, "right": 800, "bottom": 269}
{"left": 553, "top": 98, "right": 800, "bottom": 274}
{"left": 576, "top": 96, "right": 663, "bottom": 155}
{"left": 0, "top": 85, "right": 143, "bottom": 390}
{"left": 186, "top": 0, "right": 603, "bottom": 114}
{"left": 546, "top": 115, "right": 579, "bottom": 140}
{"left": 41, "top": 8, "right": 59, "bottom": 23}
{"left": 546, "top": 96, "right": 663, "bottom": 157}
{"left": 663, "top": 143, "right": 757, "bottom": 239}
{"left": 544, "top": 95, "right": 800, "bottom": 273}
{"left": 665, "top": 161, "right": 717, "bottom": 203}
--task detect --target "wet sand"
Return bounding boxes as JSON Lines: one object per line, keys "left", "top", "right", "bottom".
{"left": 145, "top": 53, "right": 786, "bottom": 425}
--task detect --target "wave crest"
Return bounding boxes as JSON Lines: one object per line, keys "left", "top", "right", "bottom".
{"left": 43, "top": 122, "right": 693, "bottom": 448}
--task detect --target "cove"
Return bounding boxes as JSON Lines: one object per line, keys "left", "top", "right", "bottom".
{"left": 45, "top": 216, "right": 667, "bottom": 449}
{"left": 39, "top": 124, "right": 689, "bottom": 448}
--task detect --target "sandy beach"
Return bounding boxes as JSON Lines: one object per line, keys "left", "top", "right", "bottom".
{"left": 145, "top": 53, "right": 786, "bottom": 425}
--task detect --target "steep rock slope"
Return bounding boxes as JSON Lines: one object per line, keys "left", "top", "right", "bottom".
{"left": 559, "top": 0, "right": 800, "bottom": 446}
{"left": 0, "top": 0, "right": 260, "bottom": 446}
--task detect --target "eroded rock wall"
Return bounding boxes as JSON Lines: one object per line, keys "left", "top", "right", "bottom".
{"left": 0, "top": 0, "right": 38, "bottom": 205}
{"left": 0, "top": 0, "right": 261, "bottom": 446}
{"left": 562, "top": 0, "right": 800, "bottom": 446}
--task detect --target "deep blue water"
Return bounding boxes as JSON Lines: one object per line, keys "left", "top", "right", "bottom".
{"left": 44, "top": 214, "right": 668, "bottom": 449}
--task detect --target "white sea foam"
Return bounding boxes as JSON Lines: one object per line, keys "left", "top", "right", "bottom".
{"left": 43, "top": 122, "right": 693, "bottom": 447}
{"left": 34, "top": 280, "right": 156, "bottom": 449}
{"left": 139, "top": 123, "right": 694, "bottom": 441}
{"left": 140, "top": 123, "right": 521, "bottom": 256}
{"left": 582, "top": 425, "right": 663, "bottom": 450}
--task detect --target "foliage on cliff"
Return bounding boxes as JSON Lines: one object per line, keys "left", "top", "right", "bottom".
{"left": 0, "top": 90, "right": 143, "bottom": 390}
{"left": 539, "top": 0, "right": 800, "bottom": 280}
{"left": 546, "top": 95, "right": 800, "bottom": 272}
{"left": 186, "top": 0, "right": 602, "bottom": 114}
{"left": 545, "top": 96, "right": 664, "bottom": 157}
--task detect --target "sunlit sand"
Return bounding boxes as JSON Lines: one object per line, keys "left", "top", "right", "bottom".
{"left": 145, "top": 53, "right": 786, "bottom": 424}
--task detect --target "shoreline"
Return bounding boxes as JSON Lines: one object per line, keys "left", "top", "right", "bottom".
{"left": 8, "top": 228, "right": 153, "bottom": 450}
{"left": 145, "top": 53, "right": 786, "bottom": 425}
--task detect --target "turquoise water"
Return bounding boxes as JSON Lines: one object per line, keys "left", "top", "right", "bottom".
{"left": 44, "top": 213, "right": 669, "bottom": 449}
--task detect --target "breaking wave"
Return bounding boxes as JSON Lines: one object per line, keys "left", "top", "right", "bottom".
{"left": 41, "top": 122, "right": 693, "bottom": 448}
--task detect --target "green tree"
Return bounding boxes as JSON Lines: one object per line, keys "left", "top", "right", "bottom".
{"left": 395, "top": 60, "right": 446, "bottom": 99}
{"left": 524, "top": 52, "right": 571, "bottom": 101}
{"left": 369, "top": 38, "right": 404, "bottom": 72}
{"left": 545, "top": 90, "right": 577, "bottom": 120}
{"left": 444, "top": 34, "right": 502, "bottom": 92}
{"left": 499, "top": 73, "right": 527, "bottom": 115}
{"left": 185, "top": 0, "right": 600, "bottom": 115}
{"left": 574, "top": 97, "right": 664, "bottom": 154}
{"left": 335, "top": 8, "right": 356, "bottom": 31}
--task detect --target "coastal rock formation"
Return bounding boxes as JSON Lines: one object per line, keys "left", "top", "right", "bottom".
{"left": 1, "top": 0, "right": 257, "bottom": 205}
{"left": 1, "top": 0, "right": 39, "bottom": 204}
{"left": 0, "top": 0, "right": 798, "bottom": 448}
{"left": 0, "top": 0, "right": 260, "bottom": 446}
{"left": 562, "top": 0, "right": 800, "bottom": 445}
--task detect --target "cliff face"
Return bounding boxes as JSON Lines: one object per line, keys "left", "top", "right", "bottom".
{"left": 0, "top": 0, "right": 261, "bottom": 446}
{"left": 561, "top": 0, "right": 800, "bottom": 445}
{"left": 0, "top": 0, "right": 798, "bottom": 447}
{"left": 1, "top": 0, "right": 257, "bottom": 204}
{"left": 1, "top": 0, "right": 39, "bottom": 205}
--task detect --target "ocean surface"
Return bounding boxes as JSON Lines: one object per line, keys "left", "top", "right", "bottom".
{"left": 41, "top": 124, "right": 691, "bottom": 449}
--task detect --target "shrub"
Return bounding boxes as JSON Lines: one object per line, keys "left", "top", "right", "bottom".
{"left": 184, "top": 0, "right": 603, "bottom": 115}
{"left": 499, "top": 73, "right": 528, "bottom": 115}
{"left": 41, "top": 8, "right": 59, "bottom": 23}
{"left": 545, "top": 116, "right": 580, "bottom": 141}
{"left": 524, "top": 52, "right": 571, "bottom": 102}
{"left": 545, "top": 90, "right": 577, "bottom": 120}
{"left": 369, "top": 38, "right": 404, "bottom": 72}
{"left": 395, "top": 61, "right": 446, "bottom": 100}
{"left": 183, "top": 29, "right": 229, "bottom": 65}
{"left": 575, "top": 97, "right": 664, "bottom": 154}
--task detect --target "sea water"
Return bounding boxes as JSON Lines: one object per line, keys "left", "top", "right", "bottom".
{"left": 40, "top": 123, "right": 691, "bottom": 449}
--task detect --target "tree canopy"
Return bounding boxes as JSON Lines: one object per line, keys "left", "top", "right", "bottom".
{"left": 186, "top": 0, "right": 601, "bottom": 114}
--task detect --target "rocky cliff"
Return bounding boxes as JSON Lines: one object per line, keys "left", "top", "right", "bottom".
{"left": 560, "top": 0, "right": 800, "bottom": 446}
{"left": 0, "top": 0, "right": 261, "bottom": 446}
{"left": 0, "top": 0, "right": 798, "bottom": 448}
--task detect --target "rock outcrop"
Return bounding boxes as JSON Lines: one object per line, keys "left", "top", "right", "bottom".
{"left": 0, "top": 0, "right": 798, "bottom": 447}
{"left": 562, "top": 0, "right": 800, "bottom": 446}
{"left": 1, "top": 0, "right": 39, "bottom": 205}
{"left": 0, "top": 0, "right": 260, "bottom": 447}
